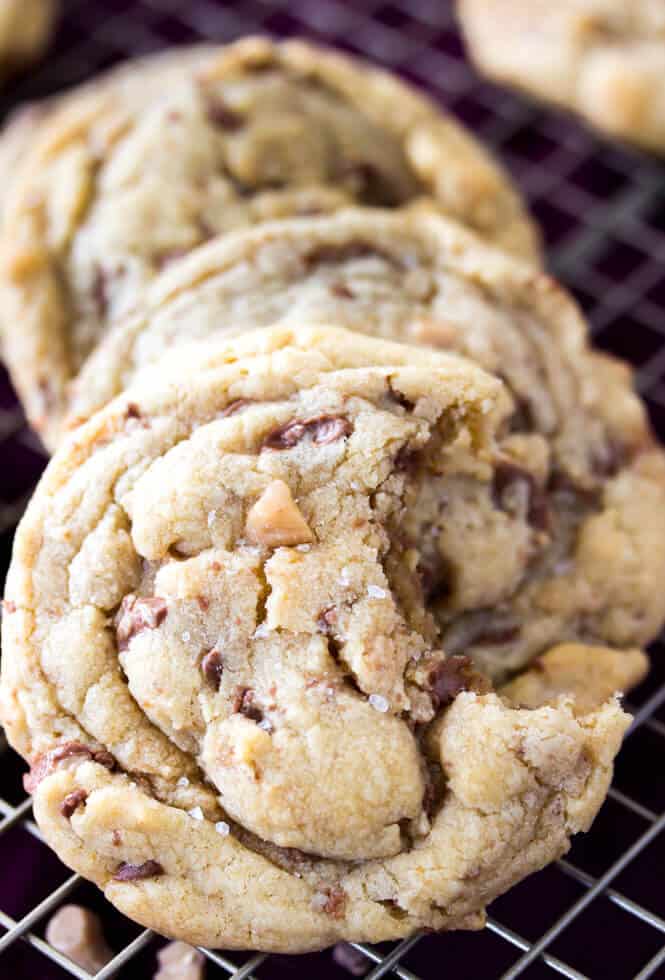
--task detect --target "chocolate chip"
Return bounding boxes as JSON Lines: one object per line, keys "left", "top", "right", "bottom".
{"left": 332, "top": 943, "right": 369, "bottom": 976}
{"left": 492, "top": 462, "right": 549, "bottom": 531}
{"left": 591, "top": 440, "right": 626, "bottom": 478}
{"left": 233, "top": 687, "right": 263, "bottom": 723}
{"left": 220, "top": 399, "right": 253, "bottom": 418}
{"left": 60, "top": 789, "right": 88, "bottom": 819}
{"left": 201, "top": 650, "right": 224, "bottom": 690}
{"left": 262, "top": 415, "right": 352, "bottom": 450}
{"left": 338, "top": 160, "right": 404, "bottom": 207}
{"left": 116, "top": 595, "right": 168, "bottom": 652}
{"left": 473, "top": 622, "right": 521, "bottom": 646}
{"left": 204, "top": 93, "right": 243, "bottom": 129}
{"left": 113, "top": 860, "right": 164, "bottom": 882}
{"left": 316, "top": 607, "right": 338, "bottom": 633}
{"left": 91, "top": 266, "right": 110, "bottom": 319}
{"left": 428, "top": 656, "right": 475, "bottom": 708}
{"left": 24, "top": 742, "right": 95, "bottom": 794}
{"left": 329, "top": 280, "right": 355, "bottom": 299}
{"left": 196, "top": 596, "right": 210, "bottom": 612}
{"left": 91, "top": 750, "right": 115, "bottom": 771}
{"left": 125, "top": 403, "right": 141, "bottom": 420}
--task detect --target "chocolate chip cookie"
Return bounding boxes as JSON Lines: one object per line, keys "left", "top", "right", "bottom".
{"left": 0, "top": 0, "right": 55, "bottom": 82}
{"left": 457, "top": 0, "right": 665, "bottom": 152}
{"left": 69, "top": 209, "right": 665, "bottom": 684}
{"left": 0, "top": 36, "right": 539, "bottom": 449}
{"left": 0, "top": 324, "right": 629, "bottom": 951}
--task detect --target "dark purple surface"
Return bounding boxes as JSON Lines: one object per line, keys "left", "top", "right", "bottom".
{"left": 0, "top": 2, "right": 664, "bottom": 978}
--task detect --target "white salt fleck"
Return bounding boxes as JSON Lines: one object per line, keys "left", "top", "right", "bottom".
{"left": 181, "top": 630, "right": 191, "bottom": 643}
{"left": 369, "top": 694, "right": 390, "bottom": 713}
{"left": 207, "top": 509, "right": 217, "bottom": 527}
{"left": 177, "top": 776, "right": 190, "bottom": 788}
{"left": 481, "top": 399, "right": 493, "bottom": 413}
{"left": 258, "top": 718, "right": 273, "bottom": 732}
{"left": 367, "top": 584, "right": 387, "bottom": 599}
{"left": 340, "top": 566, "right": 351, "bottom": 585}
{"left": 188, "top": 806, "right": 204, "bottom": 821}
{"left": 253, "top": 623, "right": 270, "bottom": 639}
{"left": 215, "top": 821, "right": 230, "bottom": 836}
{"left": 296, "top": 544, "right": 311, "bottom": 552}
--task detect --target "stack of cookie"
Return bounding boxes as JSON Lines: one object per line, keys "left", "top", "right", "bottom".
{"left": 0, "top": 38, "right": 663, "bottom": 954}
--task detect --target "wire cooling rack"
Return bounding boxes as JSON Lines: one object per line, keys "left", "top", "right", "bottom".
{"left": 0, "top": 1, "right": 664, "bottom": 978}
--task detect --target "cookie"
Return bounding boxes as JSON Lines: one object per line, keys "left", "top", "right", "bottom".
{"left": 457, "top": 0, "right": 665, "bottom": 152}
{"left": 0, "top": 324, "right": 629, "bottom": 951}
{"left": 0, "top": 0, "right": 55, "bottom": 82}
{"left": 70, "top": 209, "right": 665, "bottom": 684}
{"left": 0, "top": 36, "right": 539, "bottom": 448}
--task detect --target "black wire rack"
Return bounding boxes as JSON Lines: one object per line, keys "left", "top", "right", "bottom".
{"left": 0, "top": 1, "right": 664, "bottom": 978}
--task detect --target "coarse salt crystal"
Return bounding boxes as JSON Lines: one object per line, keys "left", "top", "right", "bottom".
{"left": 215, "top": 821, "right": 230, "bottom": 836}
{"left": 207, "top": 510, "right": 217, "bottom": 527}
{"left": 181, "top": 630, "right": 191, "bottom": 643}
{"left": 188, "top": 806, "right": 204, "bottom": 821}
{"left": 296, "top": 544, "right": 311, "bottom": 552}
{"left": 369, "top": 694, "right": 389, "bottom": 713}
{"left": 258, "top": 718, "right": 273, "bottom": 732}
{"left": 367, "top": 584, "right": 387, "bottom": 599}
{"left": 177, "top": 776, "right": 189, "bottom": 788}
{"left": 253, "top": 623, "right": 270, "bottom": 639}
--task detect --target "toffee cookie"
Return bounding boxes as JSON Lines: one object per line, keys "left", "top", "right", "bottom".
{"left": 1, "top": 325, "right": 628, "bottom": 951}
{"left": 0, "top": 0, "right": 55, "bottom": 83}
{"left": 0, "top": 36, "right": 538, "bottom": 448}
{"left": 457, "top": 0, "right": 665, "bottom": 152}
{"left": 71, "top": 210, "right": 665, "bottom": 683}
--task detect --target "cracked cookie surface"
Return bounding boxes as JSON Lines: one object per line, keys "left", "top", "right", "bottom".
{"left": 0, "top": 36, "right": 538, "bottom": 449}
{"left": 0, "top": 324, "right": 628, "bottom": 951}
{"left": 70, "top": 210, "right": 665, "bottom": 683}
{"left": 457, "top": 0, "right": 665, "bottom": 152}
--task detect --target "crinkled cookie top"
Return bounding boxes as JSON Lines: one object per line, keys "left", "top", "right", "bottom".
{"left": 1, "top": 325, "right": 628, "bottom": 952}
{"left": 0, "top": 36, "right": 538, "bottom": 446}
{"left": 71, "top": 209, "right": 665, "bottom": 681}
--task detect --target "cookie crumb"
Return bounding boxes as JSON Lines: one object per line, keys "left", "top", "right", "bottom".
{"left": 155, "top": 940, "right": 205, "bottom": 980}
{"left": 46, "top": 904, "right": 112, "bottom": 973}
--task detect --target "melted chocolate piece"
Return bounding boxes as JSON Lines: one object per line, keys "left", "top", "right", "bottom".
{"left": 428, "top": 656, "right": 475, "bottom": 709}
{"left": 113, "top": 860, "right": 164, "bottom": 882}
{"left": 262, "top": 415, "right": 352, "bottom": 450}
{"left": 60, "top": 789, "right": 88, "bottom": 819}
{"left": 116, "top": 595, "right": 168, "bottom": 652}
{"left": 24, "top": 743, "right": 114, "bottom": 794}
{"left": 201, "top": 650, "right": 224, "bottom": 690}
{"left": 233, "top": 687, "right": 264, "bottom": 723}
{"left": 493, "top": 462, "right": 550, "bottom": 531}
{"left": 203, "top": 94, "right": 244, "bottom": 130}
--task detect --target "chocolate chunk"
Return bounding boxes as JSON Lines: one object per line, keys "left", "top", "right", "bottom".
{"left": 233, "top": 687, "right": 263, "bottom": 723}
{"left": 125, "top": 403, "right": 141, "bottom": 420}
{"left": 492, "top": 462, "right": 549, "bottom": 531}
{"left": 262, "top": 415, "right": 352, "bottom": 450}
{"left": 116, "top": 595, "right": 168, "bottom": 651}
{"left": 201, "top": 650, "right": 224, "bottom": 690}
{"left": 113, "top": 860, "right": 164, "bottom": 882}
{"left": 306, "top": 242, "right": 398, "bottom": 270}
{"left": 332, "top": 943, "right": 369, "bottom": 976}
{"left": 220, "top": 398, "right": 252, "bottom": 418}
{"left": 428, "top": 656, "right": 476, "bottom": 708}
{"left": 204, "top": 94, "right": 243, "bottom": 129}
{"left": 91, "top": 750, "right": 116, "bottom": 771}
{"left": 60, "top": 789, "right": 88, "bottom": 819}
{"left": 338, "top": 160, "right": 403, "bottom": 207}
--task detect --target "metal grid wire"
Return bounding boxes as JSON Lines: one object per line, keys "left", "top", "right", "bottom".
{"left": 0, "top": 0, "right": 664, "bottom": 977}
